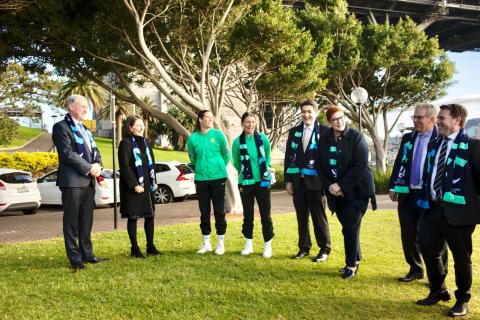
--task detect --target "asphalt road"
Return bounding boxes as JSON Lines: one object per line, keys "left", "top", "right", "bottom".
{"left": 0, "top": 192, "right": 395, "bottom": 243}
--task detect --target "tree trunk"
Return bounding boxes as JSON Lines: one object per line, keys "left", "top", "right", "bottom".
{"left": 115, "top": 110, "right": 122, "bottom": 147}
{"left": 219, "top": 119, "right": 242, "bottom": 214}
{"left": 370, "top": 132, "right": 387, "bottom": 173}
{"left": 143, "top": 116, "right": 149, "bottom": 139}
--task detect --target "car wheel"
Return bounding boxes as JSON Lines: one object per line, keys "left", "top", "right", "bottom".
{"left": 23, "top": 208, "right": 38, "bottom": 215}
{"left": 154, "top": 185, "right": 173, "bottom": 204}
{"left": 174, "top": 196, "right": 186, "bottom": 202}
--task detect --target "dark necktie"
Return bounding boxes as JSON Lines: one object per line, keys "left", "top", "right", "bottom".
{"left": 433, "top": 137, "right": 448, "bottom": 199}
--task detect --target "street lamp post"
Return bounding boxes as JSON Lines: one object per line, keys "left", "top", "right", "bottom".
{"left": 110, "top": 93, "right": 118, "bottom": 230}
{"left": 350, "top": 87, "right": 369, "bottom": 132}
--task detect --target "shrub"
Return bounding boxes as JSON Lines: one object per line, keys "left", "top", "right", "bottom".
{"left": 372, "top": 167, "right": 393, "bottom": 194}
{"left": 271, "top": 165, "right": 285, "bottom": 190}
{"left": 0, "top": 152, "right": 58, "bottom": 177}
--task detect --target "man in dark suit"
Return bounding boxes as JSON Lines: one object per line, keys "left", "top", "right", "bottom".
{"left": 52, "top": 95, "right": 108, "bottom": 271}
{"left": 284, "top": 100, "right": 331, "bottom": 262}
{"left": 415, "top": 104, "right": 480, "bottom": 318}
{"left": 389, "top": 103, "right": 447, "bottom": 282}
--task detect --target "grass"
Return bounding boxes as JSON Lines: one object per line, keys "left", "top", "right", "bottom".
{"left": 2, "top": 126, "right": 43, "bottom": 149}
{"left": 1, "top": 211, "right": 480, "bottom": 319}
{"left": 94, "top": 137, "right": 189, "bottom": 169}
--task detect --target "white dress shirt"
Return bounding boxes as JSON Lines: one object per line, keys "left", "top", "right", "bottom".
{"left": 302, "top": 124, "right": 314, "bottom": 153}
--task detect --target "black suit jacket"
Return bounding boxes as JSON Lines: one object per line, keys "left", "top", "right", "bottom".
{"left": 425, "top": 137, "right": 480, "bottom": 226}
{"left": 316, "top": 127, "right": 375, "bottom": 202}
{"left": 284, "top": 122, "right": 330, "bottom": 191}
{"left": 52, "top": 119, "right": 102, "bottom": 188}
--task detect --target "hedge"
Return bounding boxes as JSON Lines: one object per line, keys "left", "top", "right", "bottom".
{"left": 0, "top": 152, "right": 58, "bottom": 177}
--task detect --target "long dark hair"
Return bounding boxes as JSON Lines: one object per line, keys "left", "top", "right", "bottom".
{"left": 123, "top": 115, "right": 143, "bottom": 137}
{"left": 241, "top": 112, "right": 255, "bottom": 123}
{"left": 195, "top": 110, "right": 211, "bottom": 132}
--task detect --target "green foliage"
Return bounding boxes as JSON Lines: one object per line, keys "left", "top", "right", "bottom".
{"left": 372, "top": 166, "right": 393, "bottom": 194}
{"left": 0, "top": 114, "right": 19, "bottom": 146}
{"left": 151, "top": 107, "right": 196, "bottom": 151}
{"left": 0, "top": 152, "right": 58, "bottom": 176}
{"left": 1, "top": 213, "right": 480, "bottom": 318}
{"left": 2, "top": 126, "right": 42, "bottom": 148}
{"left": 271, "top": 164, "right": 285, "bottom": 189}
{"left": 231, "top": 0, "right": 328, "bottom": 101}
{"left": 58, "top": 77, "right": 108, "bottom": 113}
{"left": 0, "top": 62, "right": 61, "bottom": 115}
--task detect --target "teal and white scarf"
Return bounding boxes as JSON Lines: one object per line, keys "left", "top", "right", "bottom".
{"left": 286, "top": 122, "right": 319, "bottom": 176}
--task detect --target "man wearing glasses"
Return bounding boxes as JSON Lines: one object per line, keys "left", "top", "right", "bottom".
{"left": 389, "top": 103, "right": 447, "bottom": 282}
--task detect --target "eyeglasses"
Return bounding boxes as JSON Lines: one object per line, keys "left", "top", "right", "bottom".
{"left": 330, "top": 116, "right": 345, "bottom": 123}
{"left": 411, "top": 115, "right": 428, "bottom": 120}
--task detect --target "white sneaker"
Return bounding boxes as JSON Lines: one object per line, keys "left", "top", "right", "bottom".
{"left": 241, "top": 238, "right": 253, "bottom": 256}
{"left": 241, "top": 245, "right": 253, "bottom": 256}
{"left": 197, "top": 242, "right": 212, "bottom": 254}
{"left": 215, "top": 243, "right": 225, "bottom": 255}
{"left": 263, "top": 244, "right": 272, "bottom": 259}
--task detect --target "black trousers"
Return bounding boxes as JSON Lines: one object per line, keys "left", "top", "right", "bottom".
{"left": 292, "top": 181, "right": 330, "bottom": 254}
{"left": 419, "top": 203, "right": 476, "bottom": 302}
{"left": 195, "top": 178, "right": 227, "bottom": 236}
{"left": 398, "top": 191, "right": 448, "bottom": 274}
{"left": 335, "top": 199, "right": 368, "bottom": 268}
{"left": 61, "top": 186, "right": 96, "bottom": 266}
{"left": 239, "top": 183, "right": 274, "bottom": 242}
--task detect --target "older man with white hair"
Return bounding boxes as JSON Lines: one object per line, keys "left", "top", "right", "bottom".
{"left": 52, "top": 94, "right": 108, "bottom": 271}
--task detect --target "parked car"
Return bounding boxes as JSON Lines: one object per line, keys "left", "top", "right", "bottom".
{"left": 0, "top": 168, "right": 41, "bottom": 215}
{"left": 37, "top": 169, "right": 120, "bottom": 207}
{"left": 154, "top": 161, "right": 196, "bottom": 204}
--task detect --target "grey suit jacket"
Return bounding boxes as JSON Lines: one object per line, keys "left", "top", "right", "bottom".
{"left": 52, "top": 119, "right": 102, "bottom": 188}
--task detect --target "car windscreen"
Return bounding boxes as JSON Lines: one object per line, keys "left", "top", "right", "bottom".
{"left": 0, "top": 172, "right": 34, "bottom": 183}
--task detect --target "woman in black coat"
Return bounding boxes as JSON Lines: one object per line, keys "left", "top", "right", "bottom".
{"left": 317, "top": 106, "right": 376, "bottom": 279}
{"left": 118, "top": 115, "right": 160, "bottom": 258}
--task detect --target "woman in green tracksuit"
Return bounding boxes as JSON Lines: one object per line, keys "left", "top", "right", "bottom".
{"left": 232, "top": 112, "right": 274, "bottom": 258}
{"left": 187, "top": 110, "right": 230, "bottom": 255}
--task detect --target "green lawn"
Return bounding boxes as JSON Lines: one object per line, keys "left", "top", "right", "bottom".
{"left": 2, "top": 126, "right": 43, "bottom": 148}
{"left": 94, "top": 137, "right": 189, "bottom": 169}
{"left": 1, "top": 211, "right": 479, "bottom": 319}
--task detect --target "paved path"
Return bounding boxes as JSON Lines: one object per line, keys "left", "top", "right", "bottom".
{"left": 0, "top": 193, "right": 395, "bottom": 244}
{"left": 0, "top": 132, "right": 53, "bottom": 153}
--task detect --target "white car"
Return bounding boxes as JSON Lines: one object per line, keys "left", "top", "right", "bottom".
{"left": 37, "top": 169, "right": 120, "bottom": 206}
{"left": 0, "top": 168, "right": 41, "bottom": 215}
{"left": 154, "top": 161, "right": 196, "bottom": 204}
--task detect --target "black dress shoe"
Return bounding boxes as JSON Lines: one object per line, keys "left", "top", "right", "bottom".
{"left": 416, "top": 290, "right": 451, "bottom": 306}
{"left": 448, "top": 301, "right": 468, "bottom": 317}
{"left": 292, "top": 251, "right": 309, "bottom": 259}
{"left": 312, "top": 251, "right": 329, "bottom": 263}
{"left": 71, "top": 263, "right": 86, "bottom": 271}
{"left": 146, "top": 245, "right": 162, "bottom": 256}
{"left": 398, "top": 271, "right": 424, "bottom": 282}
{"left": 84, "top": 256, "right": 109, "bottom": 264}
{"left": 131, "top": 246, "right": 146, "bottom": 258}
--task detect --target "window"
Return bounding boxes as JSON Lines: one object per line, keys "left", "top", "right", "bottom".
{"left": 0, "top": 172, "right": 34, "bottom": 184}
{"left": 155, "top": 164, "right": 171, "bottom": 173}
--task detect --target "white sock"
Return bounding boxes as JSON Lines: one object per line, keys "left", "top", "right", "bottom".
{"left": 245, "top": 238, "right": 253, "bottom": 247}
{"left": 203, "top": 235, "right": 210, "bottom": 243}
{"left": 218, "top": 234, "right": 225, "bottom": 244}
{"left": 265, "top": 239, "right": 272, "bottom": 247}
